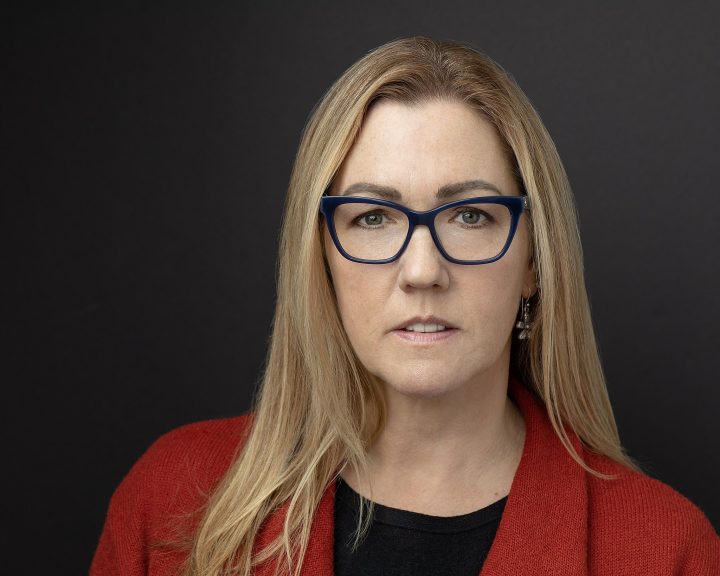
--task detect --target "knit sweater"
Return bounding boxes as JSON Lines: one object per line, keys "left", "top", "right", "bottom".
{"left": 90, "top": 380, "right": 719, "bottom": 575}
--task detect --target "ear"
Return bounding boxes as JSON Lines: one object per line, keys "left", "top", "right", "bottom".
{"left": 522, "top": 256, "right": 538, "bottom": 299}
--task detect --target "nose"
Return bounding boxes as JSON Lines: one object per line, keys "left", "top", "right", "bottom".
{"left": 397, "top": 225, "right": 450, "bottom": 291}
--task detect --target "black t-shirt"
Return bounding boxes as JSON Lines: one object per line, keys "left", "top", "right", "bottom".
{"left": 334, "top": 477, "right": 506, "bottom": 576}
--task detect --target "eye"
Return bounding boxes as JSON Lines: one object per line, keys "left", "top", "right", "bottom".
{"left": 353, "top": 210, "right": 394, "bottom": 228}
{"left": 451, "top": 207, "right": 490, "bottom": 226}
{"left": 362, "top": 213, "right": 384, "bottom": 226}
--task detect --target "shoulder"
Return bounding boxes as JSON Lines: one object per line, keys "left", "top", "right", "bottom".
{"left": 129, "top": 414, "right": 253, "bottom": 486}
{"left": 91, "top": 414, "right": 254, "bottom": 575}
{"left": 116, "top": 414, "right": 254, "bottom": 519}
{"left": 584, "top": 451, "right": 719, "bottom": 574}
{"left": 584, "top": 452, "right": 714, "bottom": 535}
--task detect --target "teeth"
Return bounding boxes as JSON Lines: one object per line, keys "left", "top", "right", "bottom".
{"left": 404, "top": 323, "right": 446, "bottom": 333}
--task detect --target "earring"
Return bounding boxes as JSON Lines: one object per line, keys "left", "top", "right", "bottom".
{"left": 516, "top": 297, "right": 532, "bottom": 340}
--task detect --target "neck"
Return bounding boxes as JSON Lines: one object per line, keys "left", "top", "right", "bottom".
{"left": 342, "top": 362, "right": 525, "bottom": 516}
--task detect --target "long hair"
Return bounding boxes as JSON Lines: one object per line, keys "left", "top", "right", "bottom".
{"left": 182, "top": 36, "right": 634, "bottom": 576}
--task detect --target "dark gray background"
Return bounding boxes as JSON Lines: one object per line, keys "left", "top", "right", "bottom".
{"left": 5, "top": 1, "right": 719, "bottom": 573}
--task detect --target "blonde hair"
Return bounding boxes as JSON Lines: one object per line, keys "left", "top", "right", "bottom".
{"left": 182, "top": 36, "right": 634, "bottom": 576}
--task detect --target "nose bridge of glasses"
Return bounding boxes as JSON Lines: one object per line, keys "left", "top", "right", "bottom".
{"left": 403, "top": 211, "right": 444, "bottom": 258}
{"left": 412, "top": 210, "right": 436, "bottom": 228}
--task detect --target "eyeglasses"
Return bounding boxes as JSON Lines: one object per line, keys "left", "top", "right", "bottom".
{"left": 320, "top": 195, "right": 529, "bottom": 265}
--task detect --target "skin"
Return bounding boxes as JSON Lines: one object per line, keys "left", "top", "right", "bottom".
{"left": 324, "top": 99, "right": 536, "bottom": 516}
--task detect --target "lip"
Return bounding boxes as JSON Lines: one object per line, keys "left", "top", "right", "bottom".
{"left": 392, "top": 315, "right": 457, "bottom": 331}
{"left": 390, "top": 315, "right": 459, "bottom": 344}
{"left": 391, "top": 328, "right": 459, "bottom": 343}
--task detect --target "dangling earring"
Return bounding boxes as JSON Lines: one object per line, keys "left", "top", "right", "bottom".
{"left": 516, "top": 297, "right": 532, "bottom": 340}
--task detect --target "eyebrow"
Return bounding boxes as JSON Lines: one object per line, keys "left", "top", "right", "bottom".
{"left": 338, "top": 179, "right": 503, "bottom": 200}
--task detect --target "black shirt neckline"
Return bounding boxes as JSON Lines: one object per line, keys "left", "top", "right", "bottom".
{"left": 336, "top": 477, "right": 507, "bottom": 535}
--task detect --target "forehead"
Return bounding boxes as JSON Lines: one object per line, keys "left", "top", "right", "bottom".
{"left": 332, "top": 99, "right": 518, "bottom": 205}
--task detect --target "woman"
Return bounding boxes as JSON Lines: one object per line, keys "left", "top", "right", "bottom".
{"left": 91, "top": 37, "right": 718, "bottom": 575}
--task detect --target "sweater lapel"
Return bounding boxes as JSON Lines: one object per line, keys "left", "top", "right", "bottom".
{"left": 253, "top": 480, "right": 336, "bottom": 576}
{"left": 300, "top": 481, "right": 336, "bottom": 576}
{"left": 480, "top": 379, "right": 589, "bottom": 575}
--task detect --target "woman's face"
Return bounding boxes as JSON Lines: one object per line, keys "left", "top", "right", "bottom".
{"left": 324, "top": 99, "right": 535, "bottom": 399}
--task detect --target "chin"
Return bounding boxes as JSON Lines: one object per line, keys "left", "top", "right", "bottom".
{"left": 368, "top": 350, "right": 509, "bottom": 401}
{"left": 377, "top": 368, "right": 473, "bottom": 400}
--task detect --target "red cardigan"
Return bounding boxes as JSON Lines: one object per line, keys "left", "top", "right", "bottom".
{"left": 91, "top": 381, "right": 719, "bottom": 575}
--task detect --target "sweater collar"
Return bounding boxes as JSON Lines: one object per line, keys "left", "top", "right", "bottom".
{"left": 479, "top": 378, "right": 589, "bottom": 575}
{"left": 258, "top": 378, "right": 589, "bottom": 575}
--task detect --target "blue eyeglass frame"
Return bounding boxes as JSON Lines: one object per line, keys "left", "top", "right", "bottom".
{"left": 319, "top": 194, "right": 529, "bottom": 265}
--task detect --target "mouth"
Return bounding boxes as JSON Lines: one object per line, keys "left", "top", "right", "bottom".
{"left": 402, "top": 322, "right": 449, "bottom": 333}
{"left": 393, "top": 316, "right": 457, "bottom": 333}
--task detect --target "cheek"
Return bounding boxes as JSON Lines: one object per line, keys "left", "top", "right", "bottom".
{"left": 459, "top": 270, "right": 519, "bottom": 329}
{"left": 460, "top": 243, "right": 530, "bottom": 333}
{"left": 325, "top": 231, "right": 383, "bottom": 331}
{"left": 331, "top": 264, "right": 388, "bottom": 332}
